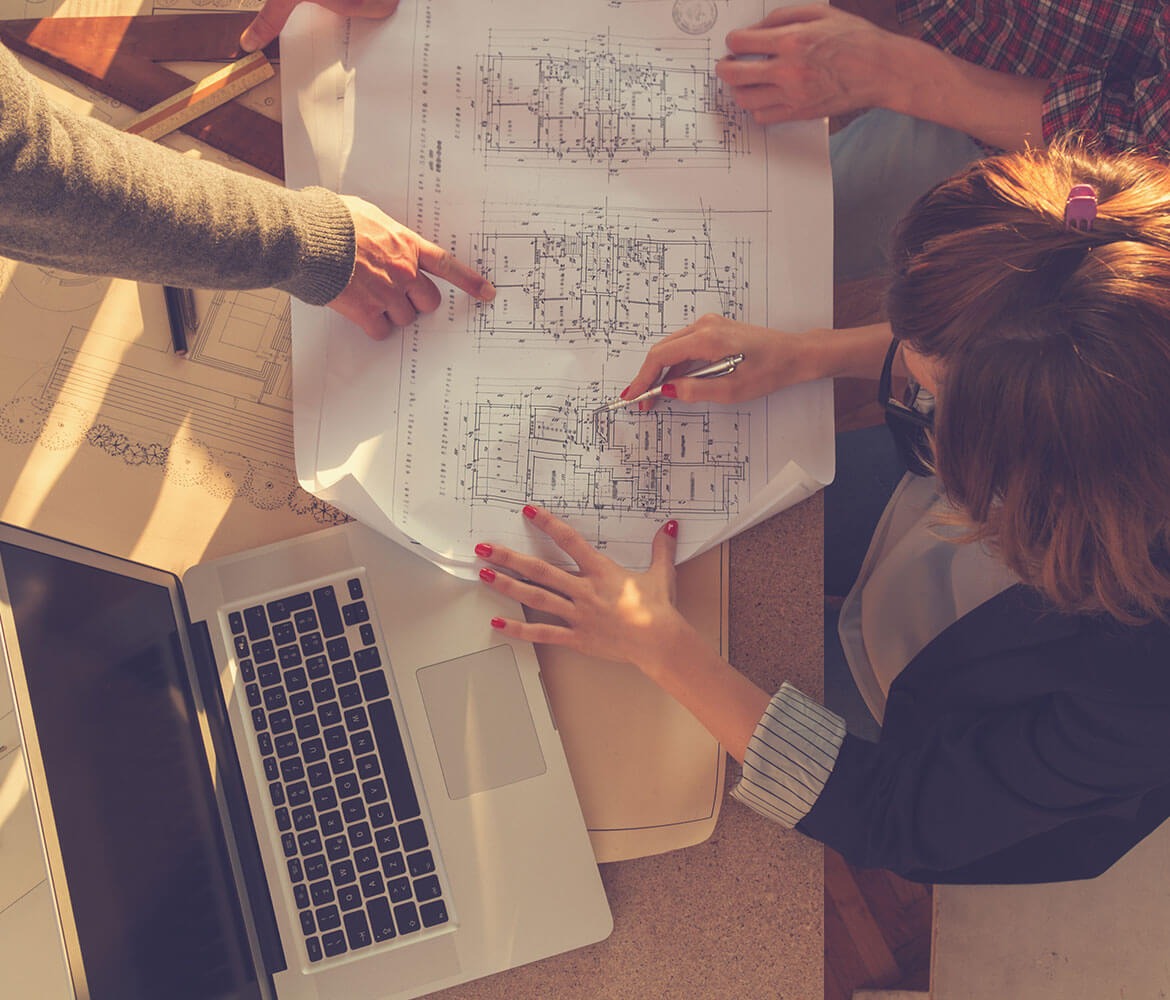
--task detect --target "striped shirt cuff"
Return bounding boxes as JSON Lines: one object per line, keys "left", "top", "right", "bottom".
{"left": 731, "top": 683, "right": 847, "bottom": 828}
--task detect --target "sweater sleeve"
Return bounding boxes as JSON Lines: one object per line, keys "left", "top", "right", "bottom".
{"left": 0, "top": 41, "right": 354, "bottom": 305}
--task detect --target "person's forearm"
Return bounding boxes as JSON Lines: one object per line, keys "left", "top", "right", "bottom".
{"left": 881, "top": 34, "right": 1048, "bottom": 151}
{"left": 638, "top": 621, "right": 772, "bottom": 763}
{"left": 797, "top": 322, "right": 894, "bottom": 382}
{"left": 0, "top": 42, "right": 354, "bottom": 303}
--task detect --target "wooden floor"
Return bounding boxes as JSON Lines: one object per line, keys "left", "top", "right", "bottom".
{"left": 825, "top": 850, "right": 933, "bottom": 1000}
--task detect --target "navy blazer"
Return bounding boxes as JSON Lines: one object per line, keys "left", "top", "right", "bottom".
{"left": 798, "top": 584, "right": 1170, "bottom": 884}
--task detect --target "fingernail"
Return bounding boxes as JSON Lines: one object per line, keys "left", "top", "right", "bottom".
{"left": 239, "top": 29, "right": 257, "bottom": 52}
{"left": 479, "top": 567, "right": 496, "bottom": 583}
{"left": 660, "top": 383, "right": 677, "bottom": 399}
{"left": 638, "top": 401, "right": 647, "bottom": 412}
{"left": 522, "top": 505, "right": 538, "bottom": 519}
{"left": 619, "top": 385, "right": 631, "bottom": 400}
{"left": 664, "top": 520, "right": 679, "bottom": 537}
{"left": 490, "top": 617, "right": 507, "bottom": 630}
{"left": 474, "top": 542, "right": 493, "bottom": 558}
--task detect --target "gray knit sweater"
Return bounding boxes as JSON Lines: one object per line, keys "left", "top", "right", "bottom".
{"left": 0, "top": 41, "right": 354, "bottom": 305}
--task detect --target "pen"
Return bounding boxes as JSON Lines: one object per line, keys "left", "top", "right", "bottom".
{"left": 163, "top": 285, "right": 196, "bottom": 357}
{"left": 594, "top": 353, "right": 746, "bottom": 414}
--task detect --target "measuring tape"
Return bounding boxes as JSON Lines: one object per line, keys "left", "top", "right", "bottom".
{"left": 124, "top": 49, "right": 274, "bottom": 142}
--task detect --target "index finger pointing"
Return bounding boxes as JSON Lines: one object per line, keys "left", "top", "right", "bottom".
{"left": 416, "top": 238, "right": 496, "bottom": 302}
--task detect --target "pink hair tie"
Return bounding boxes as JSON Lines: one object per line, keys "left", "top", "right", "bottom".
{"left": 1064, "top": 184, "right": 1098, "bottom": 232}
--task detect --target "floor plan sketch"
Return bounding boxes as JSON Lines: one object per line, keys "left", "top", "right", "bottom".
{"left": 457, "top": 379, "right": 747, "bottom": 541}
{"left": 471, "top": 202, "right": 750, "bottom": 354}
{"left": 473, "top": 29, "right": 748, "bottom": 171}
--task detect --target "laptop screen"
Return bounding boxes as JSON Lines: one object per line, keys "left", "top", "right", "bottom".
{"left": 0, "top": 539, "right": 265, "bottom": 1000}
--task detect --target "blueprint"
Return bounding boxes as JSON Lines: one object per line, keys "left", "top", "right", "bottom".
{"left": 283, "top": 0, "right": 834, "bottom": 574}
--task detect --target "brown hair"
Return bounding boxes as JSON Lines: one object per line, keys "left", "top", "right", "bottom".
{"left": 886, "top": 140, "right": 1170, "bottom": 623}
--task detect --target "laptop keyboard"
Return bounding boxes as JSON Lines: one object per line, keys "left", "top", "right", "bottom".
{"left": 227, "top": 574, "right": 452, "bottom": 967}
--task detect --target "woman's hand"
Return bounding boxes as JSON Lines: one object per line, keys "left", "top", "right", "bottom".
{"left": 621, "top": 314, "right": 827, "bottom": 406}
{"left": 475, "top": 506, "right": 695, "bottom": 676}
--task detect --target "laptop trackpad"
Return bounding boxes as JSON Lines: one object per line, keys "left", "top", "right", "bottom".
{"left": 417, "top": 645, "right": 546, "bottom": 799}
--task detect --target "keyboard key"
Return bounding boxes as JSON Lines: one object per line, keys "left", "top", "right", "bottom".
{"left": 273, "top": 621, "right": 296, "bottom": 646}
{"left": 344, "top": 910, "right": 373, "bottom": 950}
{"left": 312, "top": 679, "right": 336, "bottom": 703}
{"left": 279, "top": 645, "right": 304, "bottom": 669}
{"left": 313, "top": 586, "right": 344, "bottom": 638}
{"left": 345, "top": 707, "right": 369, "bottom": 732}
{"left": 343, "top": 601, "right": 370, "bottom": 626}
{"left": 244, "top": 605, "right": 269, "bottom": 641}
{"left": 401, "top": 819, "right": 428, "bottom": 852}
{"left": 303, "top": 738, "right": 326, "bottom": 764}
{"left": 375, "top": 828, "right": 399, "bottom": 853}
{"left": 229, "top": 610, "right": 245, "bottom": 634}
{"left": 351, "top": 730, "right": 375, "bottom": 755}
{"left": 331, "top": 860, "right": 357, "bottom": 885}
{"left": 308, "top": 762, "right": 332, "bottom": 788}
{"left": 362, "top": 778, "right": 387, "bottom": 804}
{"left": 252, "top": 639, "right": 277, "bottom": 664}
{"left": 268, "top": 782, "right": 285, "bottom": 807}
{"left": 381, "top": 852, "right": 406, "bottom": 878}
{"left": 304, "top": 854, "right": 328, "bottom": 881}
{"left": 349, "top": 822, "right": 373, "bottom": 848}
{"left": 287, "top": 858, "right": 304, "bottom": 883}
{"left": 306, "top": 653, "right": 330, "bottom": 679}
{"left": 359, "top": 623, "right": 376, "bottom": 647}
{"left": 296, "top": 716, "right": 320, "bottom": 739}
{"left": 321, "top": 811, "right": 344, "bottom": 837}
{"left": 360, "top": 671, "right": 390, "bottom": 702}
{"left": 368, "top": 897, "right": 396, "bottom": 941}
{"left": 370, "top": 804, "right": 394, "bottom": 830}
{"left": 316, "top": 904, "right": 341, "bottom": 931}
{"left": 302, "top": 632, "right": 325, "bottom": 657}
{"left": 387, "top": 876, "right": 412, "bottom": 903}
{"left": 323, "top": 725, "right": 348, "bottom": 750}
{"left": 263, "top": 755, "right": 279, "bottom": 781}
{"left": 420, "top": 900, "right": 449, "bottom": 928}
{"left": 319, "top": 702, "right": 342, "bottom": 727}
{"left": 369, "top": 699, "right": 422, "bottom": 821}
{"left": 348, "top": 578, "right": 363, "bottom": 600}
{"left": 338, "top": 885, "right": 363, "bottom": 912}
{"left": 246, "top": 683, "right": 262, "bottom": 708}
{"left": 294, "top": 609, "right": 318, "bottom": 632}
{"left": 393, "top": 901, "right": 421, "bottom": 935}
{"left": 267, "top": 592, "right": 312, "bottom": 622}
{"left": 285, "top": 667, "right": 309, "bottom": 692}
{"left": 280, "top": 758, "right": 305, "bottom": 782}
{"left": 263, "top": 687, "right": 287, "bottom": 711}
{"left": 357, "top": 754, "right": 380, "bottom": 780}
{"left": 310, "top": 880, "right": 335, "bottom": 906}
{"left": 233, "top": 634, "right": 250, "bottom": 659}
{"left": 330, "top": 749, "right": 354, "bottom": 774}
{"left": 327, "top": 637, "right": 351, "bottom": 661}
{"left": 339, "top": 683, "right": 363, "bottom": 708}
{"left": 275, "top": 807, "right": 291, "bottom": 832}
{"left": 300, "top": 910, "right": 316, "bottom": 936}
{"left": 337, "top": 774, "right": 361, "bottom": 799}
{"left": 290, "top": 691, "right": 315, "bottom": 716}
{"left": 297, "top": 831, "right": 323, "bottom": 856}
{"left": 292, "top": 806, "right": 316, "bottom": 832}
{"left": 342, "top": 797, "right": 367, "bottom": 823}
{"left": 408, "top": 850, "right": 435, "bottom": 877}
{"left": 270, "top": 710, "right": 294, "bottom": 735}
{"left": 275, "top": 733, "right": 298, "bottom": 759}
{"left": 326, "top": 835, "right": 349, "bottom": 861}
{"left": 287, "top": 781, "right": 310, "bottom": 807}
{"left": 354, "top": 847, "right": 378, "bottom": 872}
{"left": 294, "top": 884, "right": 310, "bottom": 910}
{"left": 413, "top": 875, "right": 442, "bottom": 901}
{"left": 360, "top": 871, "right": 385, "bottom": 898}
{"left": 321, "top": 929, "right": 347, "bottom": 958}
{"left": 257, "top": 662, "right": 281, "bottom": 687}
{"left": 281, "top": 833, "right": 297, "bottom": 858}
{"left": 239, "top": 657, "right": 256, "bottom": 682}
{"left": 306, "top": 936, "right": 323, "bottom": 963}
{"left": 313, "top": 787, "right": 338, "bottom": 811}
{"left": 251, "top": 708, "right": 266, "bottom": 732}
{"left": 333, "top": 659, "right": 356, "bottom": 685}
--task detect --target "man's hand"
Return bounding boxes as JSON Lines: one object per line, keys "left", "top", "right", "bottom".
{"left": 240, "top": 0, "right": 400, "bottom": 53}
{"left": 328, "top": 195, "right": 495, "bottom": 340}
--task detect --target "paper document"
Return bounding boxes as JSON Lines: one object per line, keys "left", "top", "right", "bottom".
{"left": 283, "top": 0, "right": 834, "bottom": 577}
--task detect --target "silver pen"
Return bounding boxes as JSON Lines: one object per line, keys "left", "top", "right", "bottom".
{"left": 594, "top": 353, "right": 746, "bottom": 414}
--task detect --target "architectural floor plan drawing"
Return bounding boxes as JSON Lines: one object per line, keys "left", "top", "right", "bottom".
{"left": 285, "top": 0, "right": 834, "bottom": 575}
{"left": 458, "top": 379, "right": 747, "bottom": 544}
{"left": 471, "top": 202, "right": 749, "bottom": 354}
{"left": 473, "top": 29, "right": 749, "bottom": 172}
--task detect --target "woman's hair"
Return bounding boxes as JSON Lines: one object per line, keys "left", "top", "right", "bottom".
{"left": 886, "top": 140, "right": 1170, "bottom": 623}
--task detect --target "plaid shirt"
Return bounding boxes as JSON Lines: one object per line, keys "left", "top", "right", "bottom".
{"left": 897, "top": 0, "right": 1170, "bottom": 154}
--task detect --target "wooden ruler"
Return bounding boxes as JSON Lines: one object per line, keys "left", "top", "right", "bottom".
{"left": 124, "top": 50, "right": 274, "bottom": 142}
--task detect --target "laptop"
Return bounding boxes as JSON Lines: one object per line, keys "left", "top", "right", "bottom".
{"left": 0, "top": 519, "right": 612, "bottom": 999}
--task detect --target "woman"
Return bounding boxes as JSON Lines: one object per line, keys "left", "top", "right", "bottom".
{"left": 474, "top": 141, "right": 1170, "bottom": 884}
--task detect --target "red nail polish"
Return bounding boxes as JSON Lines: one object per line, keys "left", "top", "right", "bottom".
{"left": 490, "top": 617, "right": 507, "bottom": 630}
{"left": 522, "top": 505, "right": 538, "bottom": 519}
{"left": 619, "top": 385, "right": 631, "bottom": 399}
{"left": 474, "top": 542, "right": 493, "bottom": 558}
{"left": 660, "top": 383, "right": 677, "bottom": 399}
{"left": 664, "top": 520, "right": 678, "bottom": 537}
{"left": 637, "top": 401, "right": 647, "bottom": 412}
{"left": 479, "top": 567, "right": 496, "bottom": 582}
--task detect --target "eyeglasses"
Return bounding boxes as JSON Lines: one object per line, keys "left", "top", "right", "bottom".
{"left": 878, "top": 338, "right": 935, "bottom": 477}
